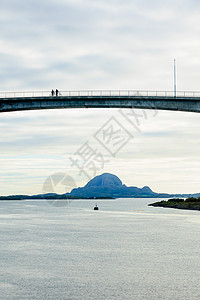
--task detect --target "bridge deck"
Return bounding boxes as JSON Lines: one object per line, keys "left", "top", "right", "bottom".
{"left": 1, "top": 90, "right": 200, "bottom": 113}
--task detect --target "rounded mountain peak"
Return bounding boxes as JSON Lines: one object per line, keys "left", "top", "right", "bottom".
{"left": 85, "top": 173, "right": 123, "bottom": 188}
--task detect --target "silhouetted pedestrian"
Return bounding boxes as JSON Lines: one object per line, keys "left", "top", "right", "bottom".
{"left": 56, "top": 89, "right": 59, "bottom": 96}
{"left": 51, "top": 89, "right": 55, "bottom": 96}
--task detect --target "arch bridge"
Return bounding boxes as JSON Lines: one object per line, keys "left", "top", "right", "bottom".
{"left": 1, "top": 90, "right": 200, "bottom": 113}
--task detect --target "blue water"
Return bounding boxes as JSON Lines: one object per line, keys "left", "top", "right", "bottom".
{"left": 0, "top": 198, "right": 200, "bottom": 300}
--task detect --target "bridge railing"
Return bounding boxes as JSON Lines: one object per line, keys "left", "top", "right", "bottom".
{"left": 0, "top": 91, "right": 51, "bottom": 98}
{"left": 61, "top": 90, "right": 200, "bottom": 98}
{"left": 1, "top": 90, "right": 200, "bottom": 99}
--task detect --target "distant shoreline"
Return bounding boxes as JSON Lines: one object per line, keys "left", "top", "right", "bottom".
{"left": 149, "top": 197, "right": 200, "bottom": 211}
{"left": 0, "top": 196, "right": 115, "bottom": 201}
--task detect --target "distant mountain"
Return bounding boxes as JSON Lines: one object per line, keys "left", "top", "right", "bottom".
{"left": 69, "top": 173, "right": 173, "bottom": 198}
{"left": 1, "top": 173, "right": 200, "bottom": 200}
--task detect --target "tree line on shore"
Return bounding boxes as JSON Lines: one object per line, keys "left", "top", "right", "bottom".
{"left": 149, "top": 197, "right": 200, "bottom": 211}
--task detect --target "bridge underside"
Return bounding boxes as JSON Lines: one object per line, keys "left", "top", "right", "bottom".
{"left": 1, "top": 96, "right": 200, "bottom": 113}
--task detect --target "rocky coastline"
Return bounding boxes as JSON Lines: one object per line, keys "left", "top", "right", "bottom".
{"left": 149, "top": 197, "right": 200, "bottom": 211}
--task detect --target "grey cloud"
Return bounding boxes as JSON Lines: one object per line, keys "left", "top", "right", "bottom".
{"left": 1, "top": 0, "right": 200, "bottom": 194}
{"left": 0, "top": 0, "right": 199, "bottom": 91}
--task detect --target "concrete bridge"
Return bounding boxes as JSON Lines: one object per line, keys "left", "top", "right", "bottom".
{"left": 1, "top": 90, "right": 200, "bottom": 113}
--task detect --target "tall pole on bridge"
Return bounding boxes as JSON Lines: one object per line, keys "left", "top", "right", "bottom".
{"left": 174, "top": 59, "right": 176, "bottom": 97}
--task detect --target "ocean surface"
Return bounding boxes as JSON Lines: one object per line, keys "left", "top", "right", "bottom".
{"left": 0, "top": 198, "right": 200, "bottom": 300}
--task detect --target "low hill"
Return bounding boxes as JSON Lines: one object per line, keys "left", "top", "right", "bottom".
{"left": 1, "top": 173, "right": 199, "bottom": 200}
{"left": 70, "top": 173, "right": 171, "bottom": 198}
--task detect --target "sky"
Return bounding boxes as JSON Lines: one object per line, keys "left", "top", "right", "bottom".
{"left": 1, "top": 0, "right": 200, "bottom": 195}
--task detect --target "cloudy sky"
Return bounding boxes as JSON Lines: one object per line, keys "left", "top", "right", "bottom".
{"left": 1, "top": 0, "right": 200, "bottom": 195}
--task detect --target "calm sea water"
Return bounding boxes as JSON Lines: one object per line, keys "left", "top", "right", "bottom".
{"left": 0, "top": 198, "right": 200, "bottom": 300}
